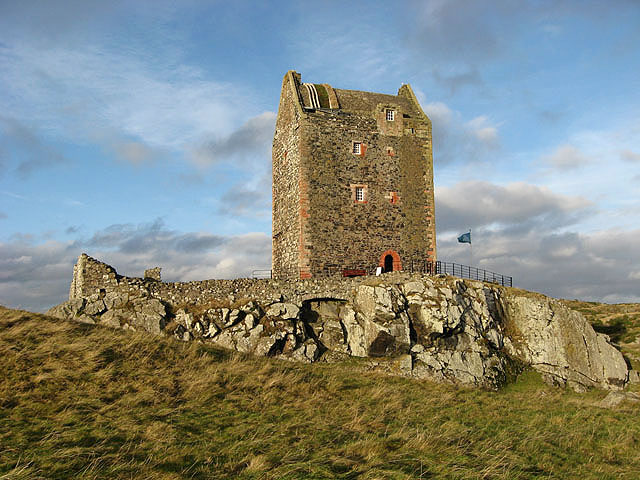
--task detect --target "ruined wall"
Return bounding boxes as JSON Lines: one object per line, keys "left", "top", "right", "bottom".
{"left": 69, "top": 254, "right": 378, "bottom": 307}
{"left": 69, "top": 253, "right": 119, "bottom": 300}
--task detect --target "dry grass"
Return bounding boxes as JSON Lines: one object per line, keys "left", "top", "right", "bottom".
{"left": 1, "top": 305, "right": 639, "bottom": 479}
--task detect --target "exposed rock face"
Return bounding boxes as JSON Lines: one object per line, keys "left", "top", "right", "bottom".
{"left": 598, "top": 391, "right": 640, "bottom": 408}
{"left": 48, "top": 292, "right": 165, "bottom": 334}
{"left": 500, "top": 295, "right": 629, "bottom": 391}
{"left": 47, "top": 257, "right": 634, "bottom": 391}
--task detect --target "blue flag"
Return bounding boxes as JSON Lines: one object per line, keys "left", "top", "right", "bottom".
{"left": 458, "top": 231, "right": 471, "bottom": 244}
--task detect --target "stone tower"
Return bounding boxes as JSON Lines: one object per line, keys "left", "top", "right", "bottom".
{"left": 272, "top": 71, "right": 436, "bottom": 280}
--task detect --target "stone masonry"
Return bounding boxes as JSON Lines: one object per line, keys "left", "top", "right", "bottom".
{"left": 49, "top": 254, "right": 635, "bottom": 392}
{"left": 67, "top": 254, "right": 378, "bottom": 308}
{"left": 272, "top": 71, "right": 437, "bottom": 280}
{"left": 44, "top": 73, "right": 637, "bottom": 393}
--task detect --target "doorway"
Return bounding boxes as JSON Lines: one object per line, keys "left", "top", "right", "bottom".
{"left": 384, "top": 254, "right": 394, "bottom": 273}
{"left": 379, "top": 249, "right": 402, "bottom": 273}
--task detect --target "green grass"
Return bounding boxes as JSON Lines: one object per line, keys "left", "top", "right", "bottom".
{"left": 1, "top": 305, "right": 639, "bottom": 479}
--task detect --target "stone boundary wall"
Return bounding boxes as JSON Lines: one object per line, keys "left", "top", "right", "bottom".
{"left": 69, "top": 253, "right": 420, "bottom": 307}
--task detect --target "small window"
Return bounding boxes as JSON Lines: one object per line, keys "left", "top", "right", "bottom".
{"left": 386, "top": 109, "right": 395, "bottom": 121}
{"left": 351, "top": 184, "right": 367, "bottom": 203}
{"left": 353, "top": 142, "right": 361, "bottom": 155}
{"left": 385, "top": 191, "right": 399, "bottom": 204}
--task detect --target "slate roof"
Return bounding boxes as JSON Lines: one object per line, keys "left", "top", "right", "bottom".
{"left": 297, "top": 81, "right": 420, "bottom": 117}
{"left": 333, "top": 88, "right": 416, "bottom": 115}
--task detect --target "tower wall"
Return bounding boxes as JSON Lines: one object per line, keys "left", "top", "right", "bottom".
{"left": 272, "top": 72, "right": 436, "bottom": 279}
{"left": 272, "top": 71, "right": 304, "bottom": 279}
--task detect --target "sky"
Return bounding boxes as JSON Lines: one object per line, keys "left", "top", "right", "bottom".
{"left": 1, "top": 0, "right": 639, "bottom": 312}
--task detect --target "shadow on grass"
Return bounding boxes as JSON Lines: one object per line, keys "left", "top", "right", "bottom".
{"left": 591, "top": 316, "right": 633, "bottom": 343}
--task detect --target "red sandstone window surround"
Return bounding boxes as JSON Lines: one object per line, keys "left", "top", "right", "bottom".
{"left": 350, "top": 184, "right": 368, "bottom": 203}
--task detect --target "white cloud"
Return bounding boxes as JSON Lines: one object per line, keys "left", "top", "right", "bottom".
{"left": 466, "top": 116, "right": 498, "bottom": 145}
{"left": 110, "top": 140, "right": 156, "bottom": 165}
{"left": 423, "top": 102, "right": 500, "bottom": 165}
{"left": 438, "top": 228, "right": 640, "bottom": 303}
{"left": 434, "top": 179, "right": 640, "bottom": 301}
{"left": 0, "top": 239, "right": 78, "bottom": 312}
{"left": 0, "top": 41, "right": 253, "bottom": 164}
{"left": 409, "top": 0, "right": 509, "bottom": 61}
{"left": 406, "top": 0, "right": 626, "bottom": 64}
{"left": 548, "top": 245, "right": 578, "bottom": 258}
{"left": 0, "top": 219, "right": 272, "bottom": 312}
{"left": 542, "top": 144, "right": 592, "bottom": 170}
{"left": 0, "top": 115, "right": 68, "bottom": 177}
{"left": 288, "top": 6, "right": 404, "bottom": 82}
{"left": 629, "top": 271, "right": 640, "bottom": 281}
{"left": 191, "top": 112, "right": 275, "bottom": 167}
{"left": 217, "top": 171, "right": 272, "bottom": 218}
{"left": 424, "top": 101, "right": 453, "bottom": 123}
{"left": 435, "top": 180, "right": 591, "bottom": 232}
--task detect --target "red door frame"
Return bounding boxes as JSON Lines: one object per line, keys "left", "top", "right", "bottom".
{"left": 379, "top": 250, "right": 402, "bottom": 272}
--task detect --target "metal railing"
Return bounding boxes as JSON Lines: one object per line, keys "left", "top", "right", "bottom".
{"left": 407, "top": 260, "right": 437, "bottom": 275}
{"left": 254, "top": 261, "right": 512, "bottom": 287}
{"left": 433, "top": 261, "right": 512, "bottom": 287}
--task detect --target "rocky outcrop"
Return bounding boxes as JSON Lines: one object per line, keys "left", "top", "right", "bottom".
{"left": 598, "top": 391, "right": 640, "bottom": 408}
{"left": 48, "top": 291, "right": 166, "bottom": 334}
{"left": 500, "top": 294, "right": 629, "bottom": 391}
{"left": 47, "top": 257, "right": 634, "bottom": 391}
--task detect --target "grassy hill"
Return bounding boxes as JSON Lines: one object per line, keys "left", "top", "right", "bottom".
{"left": 1, "top": 304, "right": 639, "bottom": 479}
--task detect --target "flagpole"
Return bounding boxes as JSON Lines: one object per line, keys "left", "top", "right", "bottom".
{"left": 469, "top": 229, "right": 472, "bottom": 267}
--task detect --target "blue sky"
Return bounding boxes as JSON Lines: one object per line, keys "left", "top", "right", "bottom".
{"left": 1, "top": 0, "right": 639, "bottom": 311}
